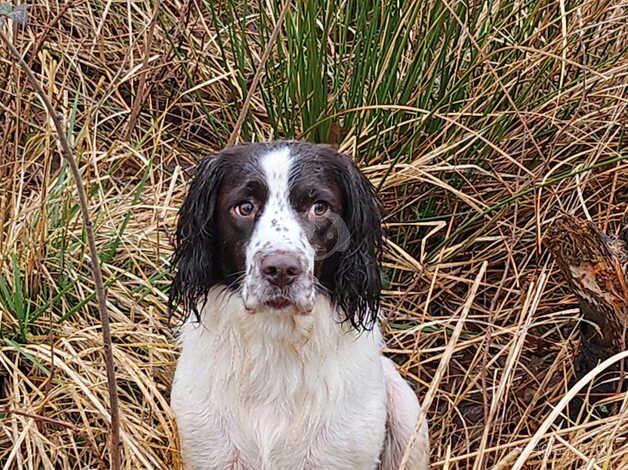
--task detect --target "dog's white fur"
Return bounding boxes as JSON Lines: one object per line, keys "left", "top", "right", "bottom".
{"left": 171, "top": 291, "right": 429, "bottom": 469}
{"left": 171, "top": 144, "right": 429, "bottom": 469}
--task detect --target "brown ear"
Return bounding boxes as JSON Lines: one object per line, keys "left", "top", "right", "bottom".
{"left": 331, "top": 151, "right": 383, "bottom": 330}
{"left": 169, "top": 153, "right": 224, "bottom": 324}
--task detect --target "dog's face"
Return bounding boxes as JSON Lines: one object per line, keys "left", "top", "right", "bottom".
{"left": 169, "top": 142, "right": 382, "bottom": 329}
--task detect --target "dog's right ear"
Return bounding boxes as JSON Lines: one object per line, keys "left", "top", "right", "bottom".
{"left": 169, "top": 154, "right": 224, "bottom": 324}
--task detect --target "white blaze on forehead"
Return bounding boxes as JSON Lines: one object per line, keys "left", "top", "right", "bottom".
{"left": 247, "top": 146, "right": 314, "bottom": 267}
{"left": 260, "top": 146, "right": 292, "bottom": 209}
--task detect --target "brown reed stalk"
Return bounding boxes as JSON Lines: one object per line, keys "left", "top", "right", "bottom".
{"left": 0, "top": 28, "right": 121, "bottom": 470}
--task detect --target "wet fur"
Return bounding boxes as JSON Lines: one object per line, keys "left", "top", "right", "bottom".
{"left": 169, "top": 142, "right": 429, "bottom": 469}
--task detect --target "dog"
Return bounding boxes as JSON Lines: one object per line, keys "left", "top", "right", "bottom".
{"left": 169, "top": 141, "right": 429, "bottom": 469}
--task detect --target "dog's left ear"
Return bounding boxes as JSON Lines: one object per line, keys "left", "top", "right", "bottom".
{"left": 332, "top": 152, "right": 383, "bottom": 330}
{"left": 168, "top": 153, "right": 224, "bottom": 324}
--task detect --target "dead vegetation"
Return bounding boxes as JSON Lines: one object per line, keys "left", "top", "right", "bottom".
{"left": 0, "top": 1, "right": 626, "bottom": 469}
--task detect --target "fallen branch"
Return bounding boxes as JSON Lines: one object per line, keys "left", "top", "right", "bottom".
{"left": 546, "top": 214, "right": 628, "bottom": 410}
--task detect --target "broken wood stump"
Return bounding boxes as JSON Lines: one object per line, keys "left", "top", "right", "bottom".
{"left": 546, "top": 215, "right": 627, "bottom": 414}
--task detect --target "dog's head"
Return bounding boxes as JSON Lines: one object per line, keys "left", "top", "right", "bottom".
{"left": 169, "top": 141, "right": 382, "bottom": 329}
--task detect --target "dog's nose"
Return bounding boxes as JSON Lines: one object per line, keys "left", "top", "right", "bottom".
{"left": 261, "top": 252, "right": 303, "bottom": 287}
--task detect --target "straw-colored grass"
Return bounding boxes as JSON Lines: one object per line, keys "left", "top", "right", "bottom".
{"left": 0, "top": 1, "right": 626, "bottom": 468}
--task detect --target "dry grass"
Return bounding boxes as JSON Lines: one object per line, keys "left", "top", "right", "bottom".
{"left": 0, "top": 1, "right": 626, "bottom": 469}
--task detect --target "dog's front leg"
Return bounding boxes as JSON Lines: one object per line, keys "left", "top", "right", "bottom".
{"left": 379, "top": 357, "right": 430, "bottom": 470}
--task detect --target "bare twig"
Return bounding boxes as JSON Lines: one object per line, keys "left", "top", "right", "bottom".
{"left": 29, "top": 1, "right": 77, "bottom": 63}
{"left": 125, "top": 0, "right": 162, "bottom": 139}
{"left": 227, "top": 0, "right": 291, "bottom": 146}
{"left": 0, "top": 29, "right": 121, "bottom": 470}
{"left": 2, "top": 406, "right": 79, "bottom": 431}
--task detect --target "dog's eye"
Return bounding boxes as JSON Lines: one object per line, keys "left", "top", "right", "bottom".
{"left": 234, "top": 201, "right": 257, "bottom": 218}
{"left": 310, "top": 201, "right": 329, "bottom": 217}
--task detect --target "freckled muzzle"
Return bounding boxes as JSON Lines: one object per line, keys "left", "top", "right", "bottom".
{"left": 243, "top": 248, "right": 315, "bottom": 313}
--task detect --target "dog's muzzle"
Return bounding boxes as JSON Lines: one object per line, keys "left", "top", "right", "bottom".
{"left": 243, "top": 249, "right": 314, "bottom": 313}
{"left": 260, "top": 251, "right": 304, "bottom": 288}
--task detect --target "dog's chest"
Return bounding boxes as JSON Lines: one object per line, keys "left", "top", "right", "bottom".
{"left": 171, "top": 299, "right": 387, "bottom": 469}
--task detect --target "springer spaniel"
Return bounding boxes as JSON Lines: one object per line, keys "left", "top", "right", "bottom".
{"left": 169, "top": 141, "right": 429, "bottom": 469}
